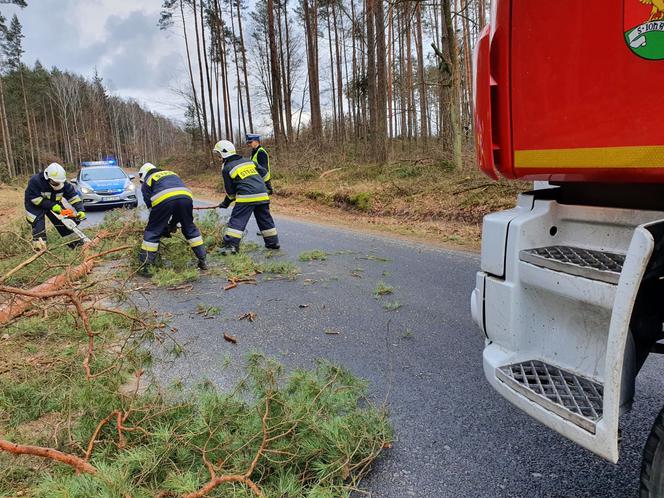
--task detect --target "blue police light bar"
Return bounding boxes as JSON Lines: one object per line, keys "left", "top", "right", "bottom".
{"left": 81, "top": 160, "right": 117, "bottom": 167}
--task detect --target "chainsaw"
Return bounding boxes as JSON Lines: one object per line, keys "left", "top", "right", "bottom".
{"left": 55, "top": 209, "right": 91, "bottom": 244}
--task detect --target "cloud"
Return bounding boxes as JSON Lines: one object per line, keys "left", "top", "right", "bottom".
{"left": 2, "top": 1, "right": 185, "bottom": 119}
{"left": 101, "top": 10, "right": 182, "bottom": 91}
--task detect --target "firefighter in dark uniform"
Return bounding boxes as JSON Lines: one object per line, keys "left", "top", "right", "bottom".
{"left": 246, "top": 133, "right": 272, "bottom": 194}
{"left": 137, "top": 163, "right": 208, "bottom": 271}
{"left": 213, "top": 140, "right": 280, "bottom": 253}
{"left": 24, "top": 162, "right": 86, "bottom": 248}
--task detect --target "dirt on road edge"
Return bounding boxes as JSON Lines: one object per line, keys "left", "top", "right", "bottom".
{"left": 187, "top": 183, "right": 483, "bottom": 253}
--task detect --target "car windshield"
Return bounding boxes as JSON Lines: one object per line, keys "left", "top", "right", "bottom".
{"left": 80, "top": 168, "right": 126, "bottom": 182}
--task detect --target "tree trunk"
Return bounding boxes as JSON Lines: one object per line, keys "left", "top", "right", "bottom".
{"left": 276, "top": 1, "right": 290, "bottom": 141}
{"left": 19, "top": 68, "right": 36, "bottom": 172}
{"left": 0, "top": 78, "right": 14, "bottom": 177}
{"left": 302, "top": 0, "right": 322, "bottom": 138}
{"left": 349, "top": 0, "right": 360, "bottom": 138}
{"left": 228, "top": 1, "right": 247, "bottom": 136}
{"left": 200, "top": 0, "right": 217, "bottom": 143}
{"left": 387, "top": 3, "right": 394, "bottom": 139}
{"left": 416, "top": 2, "right": 428, "bottom": 141}
{"left": 332, "top": 2, "right": 345, "bottom": 141}
{"left": 326, "top": 4, "right": 338, "bottom": 139}
{"left": 282, "top": 0, "right": 294, "bottom": 139}
{"left": 192, "top": 0, "right": 210, "bottom": 148}
{"left": 366, "top": 0, "right": 377, "bottom": 154}
{"left": 374, "top": 0, "right": 387, "bottom": 161}
{"left": 442, "top": 0, "right": 462, "bottom": 169}
{"left": 180, "top": 0, "right": 203, "bottom": 142}
{"left": 266, "top": 0, "right": 283, "bottom": 143}
{"left": 235, "top": 0, "right": 254, "bottom": 132}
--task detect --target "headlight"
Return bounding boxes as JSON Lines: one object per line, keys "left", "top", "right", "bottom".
{"left": 127, "top": 183, "right": 136, "bottom": 192}
{"left": 80, "top": 186, "right": 92, "bottom": 194}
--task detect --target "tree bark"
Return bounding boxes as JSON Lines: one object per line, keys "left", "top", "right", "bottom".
{"left": 200, "top": 0, "right": 217, "bottom": 143}
{"left": 366, "top": 0, "right": 377, "bottom": 151}
{"left": 442, "top": 0, "right": 463, "bottom": 168}
{"left": 302, "top": 0, "right": 322, "bottom": 138}
{"left": 266, "top": 0, "right": 283, "bottom": 143}
{"left": 416, "top": 2, "right": 428, "bottom": 142}
{"left": 180, "top": 0, "right": 203, "bottom": 142}
{"left": 0, "top": 78, "right": 14, "bottom": 177}
{"left": 192, "top": 0, "right": 210, "bottom": 148}
{"left": 235, "top": 0, "right": 254, "bottom": 132}
{"left": 374, "top": 0, "right": 387, "bottom": 161}
{"left": 332, "top": 2, "right": 345, "bottom": 141}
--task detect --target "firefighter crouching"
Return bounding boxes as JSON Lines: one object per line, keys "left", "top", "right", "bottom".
{"left": 24, "top": 162, "right": 86, "bottom": 249}
{"left": 137, "top": 163, "right": 208, "bottom": 272}
{"left": 213, "top": 140, "right": 280, "bottom": 254}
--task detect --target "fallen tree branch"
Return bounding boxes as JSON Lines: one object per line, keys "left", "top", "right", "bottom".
{"left": 0, "top": 247, "right": 47, "bottom": 283}
{"left": 85, "top": 370, "right": 144, "bottom": 460}
{"left": 0, "top": 285, "right": 96, "bottom": 380}
{"left": 182, "top": 395, "right": 272, "bottom": 498}
{"left": 0, "top": 237, "right": 131, "bottom": 324}
{"left": 0, "top": 439, "right": 97, "bottom": 475}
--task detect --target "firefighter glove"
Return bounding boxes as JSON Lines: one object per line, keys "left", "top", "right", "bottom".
{"left": 218, "top": 198, "right": 231, "bottom": 209}
{"left": 51, "top": 204, "right": 62, "bottom": 215}
{"left": 76, "top": 211, "right": 87, "bottom": 221}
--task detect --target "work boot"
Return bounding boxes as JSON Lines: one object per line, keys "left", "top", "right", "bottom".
{"left": 265, "top": 243, "right": 280, "bottom": 250}
{"left": 197, "top": 258, "right": 209, "bottom": 271}
{"left": 32, "top": 239, "right": 47, "bottom": 251}
{"left": 137, "top": 263, "right": 152, "bottom": 277}
{"left": 218, "top": 245, "right": 239, "bottom": 256}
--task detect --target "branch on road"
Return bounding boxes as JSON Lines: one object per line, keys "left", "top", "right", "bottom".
{"left": 0, "top": 439, "right": 97, "bottom": 475}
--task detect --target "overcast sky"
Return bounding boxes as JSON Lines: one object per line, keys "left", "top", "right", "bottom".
{"left": 3, "top": 0, "right": 189, "bottom": 122}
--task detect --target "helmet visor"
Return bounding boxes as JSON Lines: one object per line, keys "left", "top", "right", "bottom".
{"left": 48, "top": 179, "right": 64, "bottom": 188}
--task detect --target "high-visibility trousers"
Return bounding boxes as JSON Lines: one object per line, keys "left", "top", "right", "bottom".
{"left": 223, "top": 202, "right": 279, "bottom": 249}
{"left": 139, "top": 197, "right": 206, "bottom": 264}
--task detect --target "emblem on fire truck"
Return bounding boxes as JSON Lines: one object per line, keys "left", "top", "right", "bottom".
{"left": 625, "top": 0, "right": 664, "bottom": 59}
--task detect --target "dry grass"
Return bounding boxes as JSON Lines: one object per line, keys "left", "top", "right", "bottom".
{"left": 0, "top": 185, "right": 24, "bottom": 227}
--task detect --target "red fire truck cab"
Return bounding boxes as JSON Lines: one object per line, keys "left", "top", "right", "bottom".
{"left": 471, "top": 1, "right": 664, "bottom": 495}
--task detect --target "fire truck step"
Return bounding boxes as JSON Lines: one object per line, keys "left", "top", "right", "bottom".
{"left": 496, "top": 360, "right": 603, "bottom": 433}
{"left": 520, "top": 246, "right": 625, "bottom": 285}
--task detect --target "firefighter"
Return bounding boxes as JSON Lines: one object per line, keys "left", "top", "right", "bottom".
{"left": 213, "top": 140, "right": 280, "bottom": 253}
{"left": 137, "top": 163, "right": 208, "bottom": 272}
{"left": 246, "top": 133, "right": 272, "bottom": 194}
{"left": 24, "top": 162, "right": 86, "bottom": 248}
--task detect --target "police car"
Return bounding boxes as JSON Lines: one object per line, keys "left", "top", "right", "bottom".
{"left": 72, "top": 160, "right": 138, "bottom": 209}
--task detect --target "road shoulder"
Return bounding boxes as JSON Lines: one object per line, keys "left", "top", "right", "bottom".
{"left": 188, "top": 184, "right": 481, "bottom": 254}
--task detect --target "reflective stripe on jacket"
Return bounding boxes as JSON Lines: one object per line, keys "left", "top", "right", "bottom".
{"left": 222, "top": 155, "right": 269, "bottom": 205}
{"left": 141, "top": 169, "right": 192, "bottom": 209}
{"left": 24, "top": 173, "right": 84, "bottom": 216}
{"left": 251, "top": 146, "right": 271, "bottom": 182}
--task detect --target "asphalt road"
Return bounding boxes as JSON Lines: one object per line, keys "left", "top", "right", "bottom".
{"left": 88, "top": 201, "right": 664, "bottom": 497}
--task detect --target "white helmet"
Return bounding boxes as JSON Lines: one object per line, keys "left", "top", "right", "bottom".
{"left": 44, "top": 162, "right": 67, "bottom": 184}
{"left": 138, "top": 162, "right": 157, "bottom": 182}
{"left": 213, "top": 140, "right": 236, "bottom": 159}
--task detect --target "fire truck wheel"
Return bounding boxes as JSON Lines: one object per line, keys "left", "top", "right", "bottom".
{"left": 641, "top": 406, "right": 664, "bottom": 497}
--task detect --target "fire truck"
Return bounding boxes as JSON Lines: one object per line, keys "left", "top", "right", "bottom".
{"left": 470, "top": 1, "right": 664, "bottom": 494}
